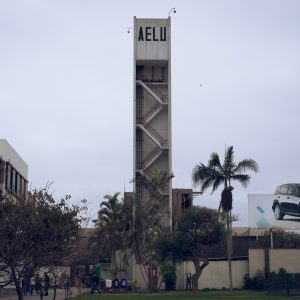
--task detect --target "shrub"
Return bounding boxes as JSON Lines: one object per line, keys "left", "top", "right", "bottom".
{"left": 278, "top": 267, "right": 287, "bottom": 274}
{"left": 243, "top": 271, "right": 266, "bottom": 290}
{"left": 160, "top": 263, "right": 176, "bottom": 291}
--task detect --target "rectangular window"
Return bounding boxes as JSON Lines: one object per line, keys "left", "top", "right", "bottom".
{"left": 3, "top": 163, "right": 27, "bottom": 200}
{"left": 17, "top": 174, "right": 22, "bottom": 197}
{"left": 15, "top": 172, "right": 19, "bottom": 194}
{"left": 24, "top": 181, "right": 28, "bottom": 199}
{"left": 181, "top": 193, "right": 191, "bottom": 210}
{"left": 6, "top": 164, "right": 11, "bottom": 189}
{"left": 20, "top": 178, "right": 24, "bottom": 198}
{"left": 136, "top": 65, "right": 144, "bottom": 80}
{"left": 11, "top": 168, "right": 15, "bottom": 191}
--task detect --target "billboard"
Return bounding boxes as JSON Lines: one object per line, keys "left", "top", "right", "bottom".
{"left": 248, "top": 194, "right": 300, "bottom": 230}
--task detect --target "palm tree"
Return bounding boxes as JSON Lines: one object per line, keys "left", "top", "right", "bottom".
{"left": 192, "top": 145, "right": 258, "bottom": 290}
{"left": 128, "top": 168, "right": 174, "bottom": 290}
{"left": 94, "top": 192, "right": 123, "bottom": 274}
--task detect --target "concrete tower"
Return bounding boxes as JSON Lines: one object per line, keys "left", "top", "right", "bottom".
{"left": 133, "top": 17, "right": 172, "bottom": 227}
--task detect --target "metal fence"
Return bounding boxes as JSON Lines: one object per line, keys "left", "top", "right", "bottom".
{"left": 267, "top": 273, "right": 300, "bottom": 296}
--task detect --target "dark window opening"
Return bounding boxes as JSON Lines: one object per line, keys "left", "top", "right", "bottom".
{"left": 181, "top": 193, "right": 192, "bottom": 210}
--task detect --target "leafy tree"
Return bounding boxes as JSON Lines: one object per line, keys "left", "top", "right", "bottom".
{"left": 192, "top": 146, "right": 258, "bottom": 289}
{"left": 154, "top": 206, "right": 225, "bottom": 296}
{"left": 0, "top": 188, "right": 86, "bottom": 300}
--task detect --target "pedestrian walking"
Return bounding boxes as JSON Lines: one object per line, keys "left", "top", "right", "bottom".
{"left": 91, "top": 274, "right": 102, "bottom": 294}
{"left": 30, "top": 274, "right": 38, "bottom": 295}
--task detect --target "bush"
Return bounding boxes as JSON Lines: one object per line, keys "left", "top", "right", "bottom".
{"left": 243, "top": 271, "right": 265, "bottom": 290}
{"left": 160, "top": 263, "right": 176, "bottom": 291}
{"left": 243, "top": 274, "right": 252, "bottom": 289}
{"left": 278, "top": 267, "right": 287, "bottom": 274}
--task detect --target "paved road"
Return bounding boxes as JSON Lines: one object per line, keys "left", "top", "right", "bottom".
{"left": 0, "top": 288, "right": 86, "bottom": 300}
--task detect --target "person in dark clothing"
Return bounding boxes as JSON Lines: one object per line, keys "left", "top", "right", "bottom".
{"left": 21, "top": 277, "right": 27, "bottom": 296}
{"left": 91, "top": 274, "right": 102, "bottom": 294}
{"left": 30, "top": 274, "right": 38, "bottom": 295}
{"left": 44, "top": 273, "right": 50, "bottom": 296}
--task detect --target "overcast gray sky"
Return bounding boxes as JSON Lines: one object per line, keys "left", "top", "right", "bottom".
{"left": 1, "top": 0, "right": 300, "bottom": 226}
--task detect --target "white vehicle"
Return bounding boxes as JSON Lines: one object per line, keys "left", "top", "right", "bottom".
{"left": 272, "top": 184, "right": 300, "bottom": 220}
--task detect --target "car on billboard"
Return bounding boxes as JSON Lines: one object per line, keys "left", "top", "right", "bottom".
{"left": 272, "top": 183, "right": 300, "bottom": 220}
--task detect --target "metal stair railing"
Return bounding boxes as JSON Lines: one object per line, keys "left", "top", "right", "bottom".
{"left": 145, "top": 124, "right": 168, "bottom": 147}
{"left": 136, "top": 103, "right": 162, "bottom": 125}
{"left": 136, "top": 123, "right": 168, "bottom": 148}
{"left": 140, "top": 124, "right": 168, "bottom": 148}
{"left": 137, "top": 80, "right": 167, "bottom": 105}
{"left": 141, "top": 147, "right": 163, "bottom": 170}
{"left": 146, "top": 85, "right": 168, "bottom": 104}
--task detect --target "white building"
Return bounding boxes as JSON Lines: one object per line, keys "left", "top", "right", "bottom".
{"left": 0, "top": 139, "right": 28, "bottom": 200}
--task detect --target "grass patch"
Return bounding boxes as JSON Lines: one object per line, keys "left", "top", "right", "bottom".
{"left": 77, "top": 290, "right": 293, "bottom": 300}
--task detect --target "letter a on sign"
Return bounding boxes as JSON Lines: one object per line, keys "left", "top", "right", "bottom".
{"left": 138, "top": 27, "right": 144, "bottom": 41}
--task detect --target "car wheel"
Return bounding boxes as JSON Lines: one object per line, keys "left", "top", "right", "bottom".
{"left": 274, "top": 204, "right": 284, "bottom": 220}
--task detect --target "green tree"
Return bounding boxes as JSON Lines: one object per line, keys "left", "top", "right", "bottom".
{"left": 0, "top": 188, "right": 86, "bottom": 300}
{"left": 192, "top": 145, "right": 258, "bottom": 290}
{"left": 155, "top": 206, "right": 225, "bottom": 296}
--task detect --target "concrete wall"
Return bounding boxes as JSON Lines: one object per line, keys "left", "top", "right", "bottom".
{"left": 132, "top": 260, "right": 248, "bottom": 290}
{"left": 249, "top": 248, "right": 300, "bottom": 277}
{"left": 249, "top": 249, "right": 265, "bottom": 277}
{"left": 177, "top": 260, "right": 248, "bottom": 290}
{"left": 126, "top": 249, "right": 300, "bottom": 290}
{"left": 269, "top": 249, "right": 300, "bottom": 273}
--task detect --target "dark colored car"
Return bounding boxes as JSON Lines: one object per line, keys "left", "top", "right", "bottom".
{"left": 272, "top": 183, "right": 300, "bottom": 220}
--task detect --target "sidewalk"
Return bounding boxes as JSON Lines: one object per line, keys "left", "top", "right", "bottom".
{"left": 0, "top": 288, "right": 85, "bottom": 300}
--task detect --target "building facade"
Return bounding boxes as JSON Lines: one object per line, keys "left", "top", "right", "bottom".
{"left": 133, "top": 17, "right": 172, "bottom": 227}
{"left": 0, "top": 139, "right": 28, "bottom": 201}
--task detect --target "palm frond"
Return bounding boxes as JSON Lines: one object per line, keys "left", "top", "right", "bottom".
{"left": 208, "top": 153, "right": 222, "bottom": 170}
{"left": 192, "top": 164, "right": 220, "bottom": 182}
{"left": 233, "top": 159, "right": 259, "bottom": 173}
{"left": 100, "top": 201, "right": 111, "bottom": 210}
{"left": 200, "top": 177, "right": 215, "bottom": 193}
{"left": 192, "top": 163, "right": 225, "bottom": 194}
{"left": 223, "top": 146, "right": 236, "bottom": 174}
{"left": 231, "top": 174, "right": 251, "bottom": 188}
{"left": 211, "top": 177, "right": 225, "bottom": 194}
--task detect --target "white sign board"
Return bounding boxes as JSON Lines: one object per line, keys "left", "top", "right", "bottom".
{"left": 135, "top": 18, "right": 169, "bottom": 60}
{"left": 248, "top": 194, "right": 300, "bottom": 230}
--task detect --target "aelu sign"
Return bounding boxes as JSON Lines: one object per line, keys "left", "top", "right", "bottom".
{"left": 138, "top": 27, "right": 167, "bottom": 42}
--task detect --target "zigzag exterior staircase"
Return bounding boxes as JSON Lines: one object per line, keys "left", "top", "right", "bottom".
{"left": 136, "top": 170, "right": 168, "bottom": 214}
{"left": 136, "top": 80, "right": 169, "bottom": 212}
{"left": 142, "top": 146, "right": 164, "bottom": 170}
{"left": 137, "top": 123, "right": 168, "bottom": 149}
{"left": 144, "top": 103, "right": 163, "bottom": 124}
{"left": 136, "top": 80, "right": 168, "bottom": 105}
